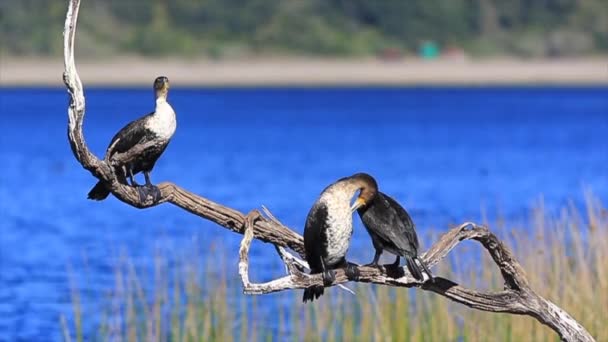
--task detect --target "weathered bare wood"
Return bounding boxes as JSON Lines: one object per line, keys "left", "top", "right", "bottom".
{"left": 63, "top": 1, "right": 594, "bottom": 341}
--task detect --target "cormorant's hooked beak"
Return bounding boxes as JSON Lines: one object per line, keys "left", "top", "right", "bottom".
{"left": 350, "top": 197, "right": 366, "bottom": 213}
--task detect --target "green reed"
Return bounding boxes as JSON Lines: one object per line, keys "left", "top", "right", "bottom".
{"left": 62, "top": 193, "right": 607, "bottom": 341}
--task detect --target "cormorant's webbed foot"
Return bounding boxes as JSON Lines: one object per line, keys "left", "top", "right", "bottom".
{"left": 137, "top": 184, "right": 161, "bottom": 203}
{"left": 136, "top": 172, "right": 161, "bottom": 201}
{"left": 137, "top": 186, "right": 148, "bottom": 202}
{"left": 345, "top": 262, "right": 360, "bottom": 281}
{"left": 148, "top": 184, "right": 161, "bottom": 202}
{"left": 322, "top": 269, "right": 336, "bottom": 286}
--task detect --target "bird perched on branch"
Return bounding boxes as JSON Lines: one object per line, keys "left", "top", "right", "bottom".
{"left": 302, "top": 173, "right": 377, "bottom": 302}
{"left": 87, "top": 76, "right": 176, "bottom": 202}
{"left": 357, "top": 190, "right": 432, "bottom": 282}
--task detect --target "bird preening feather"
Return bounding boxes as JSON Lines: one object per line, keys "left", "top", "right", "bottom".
{"left": 301, "top": 174, "right": 433, "bottom": 303}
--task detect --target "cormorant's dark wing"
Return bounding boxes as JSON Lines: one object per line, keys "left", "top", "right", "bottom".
{"left": 303, "top": 202, "right": 329, "bottom": 273}
{"left": 382, "top": 193, "right": 420, "bottom": 253}
{"left": 107, "top": 113, "right": 153, "bottom": 156}
{"left": 302, "top": 201, "right": 331, "bottom": 302}
{"left": 359, "top": 192, "right": 419, "bottom": 256}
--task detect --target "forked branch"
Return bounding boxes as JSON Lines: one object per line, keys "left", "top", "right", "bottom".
{"left": 62, "top": 1, "right": 594, "bottom": 341}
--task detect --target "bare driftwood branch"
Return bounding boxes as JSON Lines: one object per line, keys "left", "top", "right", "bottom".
{"left": 63, "top": 1, "right": 594, "bottom": 341}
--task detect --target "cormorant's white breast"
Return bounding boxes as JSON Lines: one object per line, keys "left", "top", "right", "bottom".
{"left": 146, "top": 97, "right": 176, "bottom": 140}
{"left": 317, "top": 183, "right": 357, "bottom": 265}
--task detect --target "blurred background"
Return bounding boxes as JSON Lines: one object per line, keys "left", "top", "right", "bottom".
{"left": 3, "top": 0, "right": 608, "bottom": 58}
{"left": 1, "top": 0, "right": 608, "bottom": 85}
{"left": 0, "top": 1, "right": 607, "bottom": 341}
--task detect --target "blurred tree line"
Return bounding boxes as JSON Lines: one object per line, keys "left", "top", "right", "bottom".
{"left": 1, "top": 0, "right": 606, "bottom": 58}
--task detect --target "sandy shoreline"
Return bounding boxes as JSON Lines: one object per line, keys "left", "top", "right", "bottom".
{"left": 1, "top": 57, "right": 607, "bottom": 86}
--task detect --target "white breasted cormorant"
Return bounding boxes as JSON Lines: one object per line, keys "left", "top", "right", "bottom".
{"left": 87, "top": 76, "right": 176, "bottom": 201}
{"left": 302, "top": 173, "right": 377, "bottom": 302}
{"left": 357, "top": 190, "right": 432, "bottom": 282}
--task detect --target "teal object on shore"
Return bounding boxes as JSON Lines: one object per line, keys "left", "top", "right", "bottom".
{"left": 420, "top": 41, "right": 440, "bottom": 59}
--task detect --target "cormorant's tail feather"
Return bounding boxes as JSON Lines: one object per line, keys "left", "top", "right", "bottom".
{"left": 405, "top": 256, "right": 433, "bottom": 282}
{"left": 88, "top": 181, "right": 110, "bottom": 201}
{"left": 302, "top": 285, "right": 324, "bottom": 303}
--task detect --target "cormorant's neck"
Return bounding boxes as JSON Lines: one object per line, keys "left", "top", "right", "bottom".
{"left": 155, "top": 88, "right": 169, "bottom": 102}
{"left": 155, "top": 95, "right": 168, "bottom": 106}
{"left": 153, "top": 94, "right": 174, "bottom": 120}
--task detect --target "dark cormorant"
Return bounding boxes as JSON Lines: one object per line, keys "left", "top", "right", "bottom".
{"left": 357, "top": 191, "right": 432, "bottom": 282}
{"left": 302, "top": 173, "right": 377, "bottom": 302}
{"left": 87, "top": 76, "right": 176, "bottom": 201}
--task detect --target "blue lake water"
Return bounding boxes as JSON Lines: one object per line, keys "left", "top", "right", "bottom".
{"left": 0, "top": 86, "right": 607, "bottom": 340}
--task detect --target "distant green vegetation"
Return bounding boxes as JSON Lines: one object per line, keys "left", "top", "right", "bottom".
{"left": 2, "top": 0, "right": 607, "bottom": 58}
{"left": 62, "top": 195, "right": 607, "bottom": 341}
